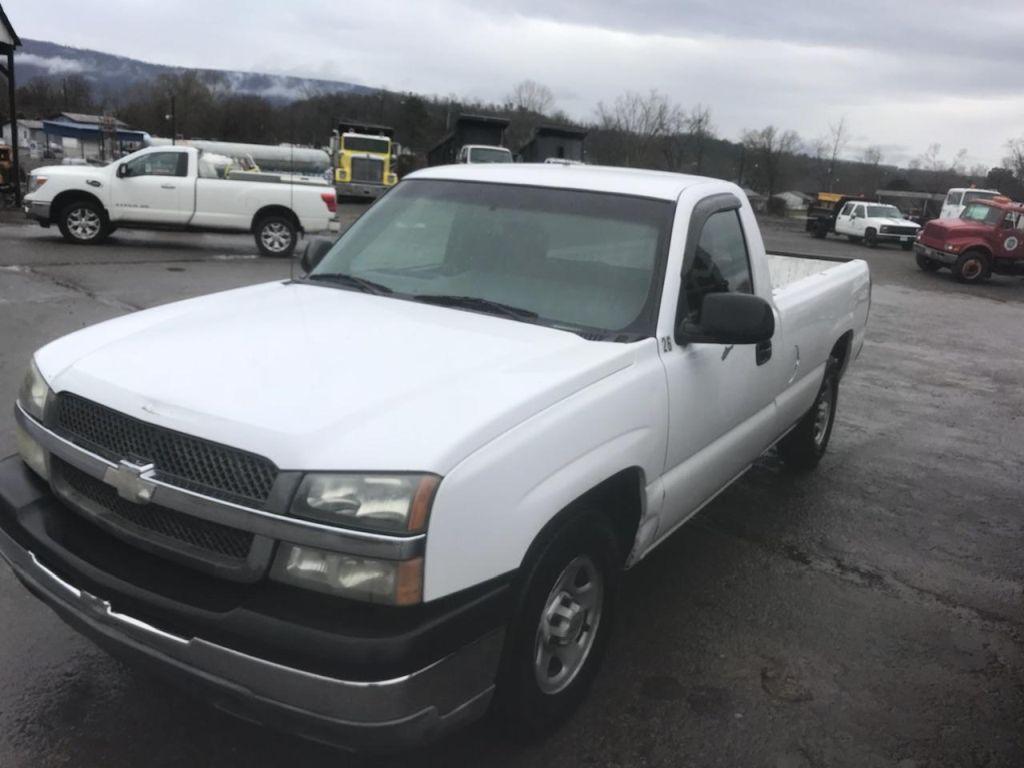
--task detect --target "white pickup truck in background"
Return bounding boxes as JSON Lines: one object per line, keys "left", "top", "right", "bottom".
{"left": 834, "top": 201, "right": 920, "bottom": 249}
{"left": 22, "top": 146, "right": 336, "bottom": 257}
{"left": 2, "top": 164, "right": 870, "bottom": 750}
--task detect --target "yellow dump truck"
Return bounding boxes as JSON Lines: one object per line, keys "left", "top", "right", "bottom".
{"left": 330, "top": 121, "right": 398, "bottom": 201}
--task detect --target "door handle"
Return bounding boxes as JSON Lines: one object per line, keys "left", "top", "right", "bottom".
{"left": 756, "top": 339, "right": 772, "bottom": 366}
{"left": 160, "top": 184, "right": 176, "bottom": 190}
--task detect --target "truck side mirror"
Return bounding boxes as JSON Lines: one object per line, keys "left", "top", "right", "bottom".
{"left": 676, "top": 293, "right": 774, "bottom": 345}
{"left": 117, "top": 164, "right": 128, "bottom": 178}
{"left": 300, "top": 236, "right": 335, "bottom": 273}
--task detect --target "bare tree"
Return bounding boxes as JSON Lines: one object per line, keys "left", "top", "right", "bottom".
{"left": 741, "top": 125, "right": 801, "bottom": 200}
{"left": 824, "top": 117, "right": 850, "bottom": 191}
{"left": 1004, "top": 137, "right": 1024, "bottom": 181}
{"left": 861, "top": 145, "right": 883, "bottom": 166}
{"left": 596, "top": 90, "right": 680, "bottom": 167}
{"left": 507, "top": 80, "right": 555, "bottom": 115}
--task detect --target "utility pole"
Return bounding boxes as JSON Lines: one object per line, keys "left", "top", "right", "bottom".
{"left": 167, "top": 94, "right": 176, "bottom": 144}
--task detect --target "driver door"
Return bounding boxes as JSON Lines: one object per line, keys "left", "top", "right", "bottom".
{"left": 111, "top": 151, "right": 192, "bottom": 225}
{"left": 834, "top": 202, "right": 855, "bottom": 235}
{"left": 658, "top": 197, "right": 783, "bottom": 536}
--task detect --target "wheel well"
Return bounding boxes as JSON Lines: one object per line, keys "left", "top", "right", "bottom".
{"left": 520, "top": 468, "right": 644, "bottom": 573}
{"left": 830, "top": 331, "right": 854, "bottom": 378}
{"left": 51, "top": 190, "right": 106, "bottom": 220}
{"left": 251, "top": 206, "right": 300, "bottom": 233}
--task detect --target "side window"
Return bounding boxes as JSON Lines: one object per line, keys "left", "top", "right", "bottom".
{"left": 123, "top": 152, "right": 188, "bottom": 178}
{"left": 946, "top": 191, "right": 963, "bottom": 206}
{"left": 681, "top": 209, "right": 753, "bottom": 324}
{"left": 854, "top": 205, "right": 866, "bottom": 217}
{"left": 839, "top": 202, "right": 854, "bottom": 216}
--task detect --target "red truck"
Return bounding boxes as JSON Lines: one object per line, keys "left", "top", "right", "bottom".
{"left": 914, "top": 197, "right": 1024, "bottom": 283}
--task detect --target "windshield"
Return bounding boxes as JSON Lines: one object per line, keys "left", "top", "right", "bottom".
{"left": 310, "top": 179, "right": 674, "bottom": 339}
{"left": 867, "top": 205, "right": 903, "bottom": 218}
{"left": 469, "top": 147, "right": 513, "bottom": 163}
{"left": 343, "top": 136, "right": 390, "bottom": 154}
{"left": 960, "top": 203, "right": 1004, "bottom": 224}
{"left": 963, "top": 190, "right": 998, "bottom": 204}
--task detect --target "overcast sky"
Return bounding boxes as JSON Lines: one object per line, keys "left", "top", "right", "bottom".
{"left": 7, "top": 0, "right": 1024, "bottom": 167}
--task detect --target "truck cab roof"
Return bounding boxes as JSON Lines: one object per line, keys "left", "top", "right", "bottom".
{"left": 407, "top": 162, "right": 718, "bottom": 201}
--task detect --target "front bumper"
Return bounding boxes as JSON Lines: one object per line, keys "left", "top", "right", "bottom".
{"left": 875, "top": 231, "right": 917, "bottom": 243}
{"left": 335, "top": 182, "right": 387, "bottom": 200}
{"left": 24, "top": 199, "right": 52, "bottom": 226}
{"left": 0, "top": 451, "right": 509, "bottom": 751}
{"left": 913, "top": 243, "right": 957, "bottom": 264}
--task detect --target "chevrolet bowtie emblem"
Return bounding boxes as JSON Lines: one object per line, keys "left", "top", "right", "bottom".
{"left": 103, "top": 460, "right": 157, "bottom": 504}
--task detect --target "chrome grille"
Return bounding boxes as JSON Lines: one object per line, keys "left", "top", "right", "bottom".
{"left": 54, "top": 393, "right": 277, "bottom": 506}
{"left": 886, "top": 226, "right": 918, "bottom": 236}
{"left": 351, "top": 156, "right": 384, "bottom": 183}
{"left": 55, "top": 458, "right": 254, "bottom": 561}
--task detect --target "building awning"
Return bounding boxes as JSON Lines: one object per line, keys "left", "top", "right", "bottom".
{"left": 42, "top": 120, "right": 148, "bottom": 143}
{"left": 0, "top": 3, "right": 22, "bottom": 50}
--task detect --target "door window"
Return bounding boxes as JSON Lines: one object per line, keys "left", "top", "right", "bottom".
{"left": 122, "top": 152, "right": 188, "bottom": 178}
{"left": 854, "top": 205, "right": 866, "bottom": 218}
{"left": 839, "top": 202, "right": 854, "bottom": 216}
{"left": 680, "top": 209, "right": 753, "bottom": 324}
{"left": 946, "top": 191, "right": 963, "bottom": 206}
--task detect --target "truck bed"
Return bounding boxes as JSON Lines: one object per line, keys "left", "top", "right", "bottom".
{"left": 768, "top": 253, "right": 852, "bottom": 293}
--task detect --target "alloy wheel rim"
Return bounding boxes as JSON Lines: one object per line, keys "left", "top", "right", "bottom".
{"left": 67, "top": 208, "right": 101, "bottom": 240}
{"left": 261, "top": 222, "right": 292, "bottom": 252}
{"left": 534, "top": 555, "right": 603, "bottom": 695}
{"left": 813, "top": 387, "right": 833, "bottom": 448}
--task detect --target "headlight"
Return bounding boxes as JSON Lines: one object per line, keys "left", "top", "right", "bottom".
{"left": 945, "top": 243, "right": 961, "bottom": 253}
{"left": 271, "top": 545, "right": 423, "bottom": 605}
{"left": 17, "top": 358, "right": 52, "bottom": 421}
{"left": 30, "top": 175, "right": 47, "bottom": 192}
{"left": 290, "top": 473, "right": 439, "bottom": 534}
{"left": 880, "top": 226, "right": 891, "bottom": 233}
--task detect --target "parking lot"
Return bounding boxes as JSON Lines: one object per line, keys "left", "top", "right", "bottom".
{"left": 0, "top": 209, "right": 1021, "bottom": 767}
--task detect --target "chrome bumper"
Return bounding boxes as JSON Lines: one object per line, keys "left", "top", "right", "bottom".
{"left": 913, "top": 243, "right": 957, "bottom": 264}
{"left": 0, "top": 524, "right": 501, "bottom": 750}
{"left": 335, "top": 182, "right": 387, "bottom": 200}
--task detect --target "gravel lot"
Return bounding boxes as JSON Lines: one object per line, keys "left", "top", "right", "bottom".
{"left": 0, "top": 208, "right": 1021, "bottom": 768}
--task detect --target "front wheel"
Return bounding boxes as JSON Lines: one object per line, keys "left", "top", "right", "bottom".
{"left": 778, "top": 358, "right": 839, "bottom": 471}
{"left": 57, "top": 200, "right": 108, "bottom": 245}
{"left": 494, "top": 513, "right": 620, "bottom": 738}
{"left": 255, "top": 215, "right": 297, "bottom": 258}
{"left": 864, "top": 228, "right": 878, "bottom": 248}
{"left": 952, "top": 250, "right": 988, "bottom": 283}
{"left": 916, "top": 252, "right": 941, "bottom": 272}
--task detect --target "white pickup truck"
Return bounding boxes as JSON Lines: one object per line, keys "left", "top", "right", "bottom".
{"left": 22, "top": 146, "right": 335, "bottom": 257}
{"left": 834, "top": 201, "right": 920, "bottom": 249}
{"left": 2, "top": 164, "right": 870, "bottom": 750}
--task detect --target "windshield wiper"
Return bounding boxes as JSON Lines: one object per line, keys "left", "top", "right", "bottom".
{"left": 412, "top": 294, "right": 538, "bottom": 321}
{"left": 306, "top": 273, "right": 393, "bottom": 295}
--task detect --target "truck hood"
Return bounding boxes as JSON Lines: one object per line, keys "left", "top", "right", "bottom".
{"left": 35, "top": 282, "right": 638, "bottom": 473}
{"left": 31, "top": 164, "right": 109, "bottom": 179}
{"left": 920, "top": 218, "right": 988, "bottom": 243}
{"left": 869, "top": 217, "right": 919, "bottom": 228}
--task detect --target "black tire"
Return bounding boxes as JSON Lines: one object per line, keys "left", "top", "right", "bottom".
{"left": 56, "top": 199, "right": 108, "bottom": 245}
{"left": 494, "top": 512, "right": 620, "bottom": 739}
{"left": 952, "top": 250, "right": 988, "bottom": 283}
{"left": 810, "top": 220, "right": 828, "bottom": 239}
{"left": 916, "top": 252, "right": 941, "bottom": 272}
{"left": 864, "top": 228, "right": 878, "bottom": 248}
{"left": 901, "top": 241, "right": 913, "bottom": 251}
{"left": 254, "top": 215, "right": 298, "bottom": 258}
{"left": 778, "top": 357, "right": 839, "bottom": 472}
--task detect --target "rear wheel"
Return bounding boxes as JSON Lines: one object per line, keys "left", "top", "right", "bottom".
{"left": 494, "top": 513, "right": 620, "bottom": 738}
{"left": 255, "top": 215, "right": 297, "bottom": 258}
{"left": 916, "top": 252, "right": 941, "bottom": 272}
{"left": 778, "top": 357, "right": 839, "bottom": 471}
{"left": 864, "top": 228, "right": 878, "bottom": 248}
{"left": 811, "top": 220, "right": 829, "bottom": 239}
{"left": 57, "top": 200, "right": 108, "bottom": 245}
{"left": 952, "top": 250, "right": 988, "bottom": 283}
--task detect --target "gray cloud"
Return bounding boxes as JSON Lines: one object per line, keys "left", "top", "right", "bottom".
{"left": 5, "top": 0, "right": 1021, "bottom": 166}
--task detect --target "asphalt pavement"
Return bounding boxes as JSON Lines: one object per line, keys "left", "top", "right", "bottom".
{"left": 0, "top": 209, "right": 1021, "bottom": 767}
